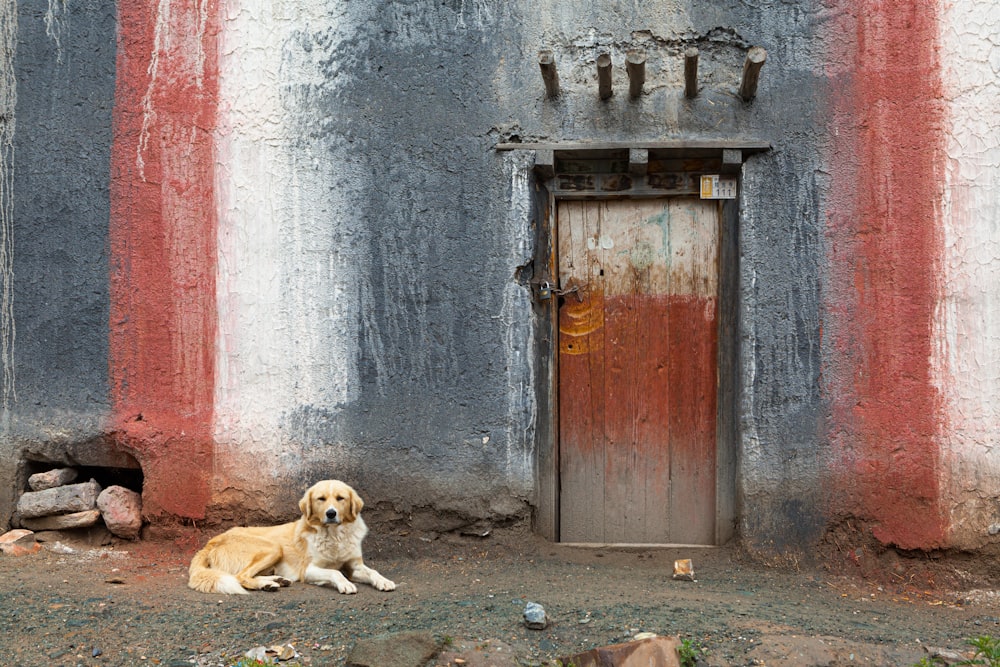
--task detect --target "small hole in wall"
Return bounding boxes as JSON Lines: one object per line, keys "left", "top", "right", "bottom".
{"left": 22, "top": 458, "right": 144, "bottom": 494}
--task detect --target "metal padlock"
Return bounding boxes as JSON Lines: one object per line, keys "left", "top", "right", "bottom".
{"left": 538, "top": 281, "right": 552, "bottom": 300}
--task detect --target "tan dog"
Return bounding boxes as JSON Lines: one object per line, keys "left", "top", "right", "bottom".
{"left": 188, "top": 480, "right": 396, "bottom": 595}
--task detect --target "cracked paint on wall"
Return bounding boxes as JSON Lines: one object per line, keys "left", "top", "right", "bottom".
{"left": 825, "top": 0, "right": 948, "bottom": 549}
{"left": 935, "top": 0, "right": 1000, "bottom": 549}
{"left": 110, "top": 0, "right": 220, "bottom": 518}
{"left": 0, "top": 0, "right": 14, "bottom": 413}
{"left": 212, "top": 2, "right": 365, "bottom": 493}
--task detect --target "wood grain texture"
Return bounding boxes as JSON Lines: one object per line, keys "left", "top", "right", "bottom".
{"left": 558, "top": 199, "right": 718, "bottom": 544}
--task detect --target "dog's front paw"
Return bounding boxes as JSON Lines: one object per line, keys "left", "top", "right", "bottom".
{"left": 374, "top": 576, "right": 396, "bottom": 592}
{"left": 335, "top": 580, "right": 358, "bottom": 595}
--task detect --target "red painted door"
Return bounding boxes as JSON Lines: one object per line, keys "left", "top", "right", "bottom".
{"left": 558, "top": 198, "right": 718, "bottom": 544}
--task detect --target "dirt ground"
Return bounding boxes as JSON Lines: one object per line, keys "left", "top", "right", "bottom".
{"left": 1, "top": 521, "right": 998, "bottom": 667}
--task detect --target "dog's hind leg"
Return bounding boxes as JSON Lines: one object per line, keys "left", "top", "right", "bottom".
{"left": 235, "top": 548, "right": 291, "bottom": 592}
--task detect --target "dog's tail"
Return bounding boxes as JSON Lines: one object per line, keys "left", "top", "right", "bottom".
{"left": 187, "top": 547, "right": 248, "bottom": 595}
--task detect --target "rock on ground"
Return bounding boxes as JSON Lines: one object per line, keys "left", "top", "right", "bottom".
{"left": 16, "top": 479, "right": 102, "bottom": 519}
{"left": 97, "top": 486, "right": 143, "bottom": 539}
{"left": 435, "top": 638, "right": 520, "bottom": 667}
{"left": 0, "top": 529, "right": 41, "bottom": 556}
{"left": 346, "top": 631, "right": 441, "bottom": 667}
{"left": 560, "top": 636, "right": 682, "bottom": 667}
{"left": 33, "top": 526, "right": 114, "bottom": 547}
{"left": 28, "top": 467, "right": 79, "bottom": 491}
{"left": 523, "top": 601, "right": 547, "bottom": 629}
{"left": 21, "top": 509, "right": 102, "bottom": 531}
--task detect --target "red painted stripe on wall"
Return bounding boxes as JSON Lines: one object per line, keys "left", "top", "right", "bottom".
{"left": 109, "top": 0, "right": 220, "bottom": 519}
{"left": 826, "top": 1, "right": 947, "bottom": 548}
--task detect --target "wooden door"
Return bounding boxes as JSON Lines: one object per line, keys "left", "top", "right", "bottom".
{"left": 557, "top": 198, "right": 719, "bottom": 544}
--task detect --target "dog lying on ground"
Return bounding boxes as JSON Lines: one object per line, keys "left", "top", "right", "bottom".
{"left": 188, "top": 480, "right": 396, "bottom": 595}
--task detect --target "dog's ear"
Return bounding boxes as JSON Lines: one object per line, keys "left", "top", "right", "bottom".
{"left": 299, "top": 487, "right": 314, "bottom": 523}
{"left": 346, "top": 488, "right": 364, "bottom": 523}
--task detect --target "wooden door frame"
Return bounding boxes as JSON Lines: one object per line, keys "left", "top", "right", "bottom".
{"left": 523, "top": 144, "right": 759, "bottom": 546}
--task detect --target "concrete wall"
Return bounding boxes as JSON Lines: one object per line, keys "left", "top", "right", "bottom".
{"left": 3, "top": 0, "right": 1000, "bottom": 556}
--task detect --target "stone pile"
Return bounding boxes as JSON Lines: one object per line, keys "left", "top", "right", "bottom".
{"left": 14, "top": 467, "right": 143, "bottom": 540}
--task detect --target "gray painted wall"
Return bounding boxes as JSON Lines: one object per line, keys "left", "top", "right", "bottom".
{"left": 4, "top": 1, "right": 116, "bottom": 518}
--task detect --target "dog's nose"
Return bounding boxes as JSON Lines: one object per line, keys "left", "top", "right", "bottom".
{"left": 325, "top": 508, "right": 338, "bottom": 521}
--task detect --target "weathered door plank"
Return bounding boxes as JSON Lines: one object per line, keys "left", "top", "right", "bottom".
{"left": 558, "top": 198, "right": 718, "bottom": 544}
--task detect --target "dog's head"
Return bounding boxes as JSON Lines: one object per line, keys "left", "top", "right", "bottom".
{"left": 299, "top": 480, "right": 364, "bottom": 527}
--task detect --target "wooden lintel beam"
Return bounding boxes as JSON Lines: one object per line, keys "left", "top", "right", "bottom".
{"left": 626, "top": 51, "right": 646, "bottom": 99}
{"left": 494, "top": 139, "right": 773, "bottom": 152}
{"left": 629, "top": 148, "right": 649, "bottom": 176}
{"left": 684, "top": 47, "right": 699, "bottom": 99}
{"left": 739, "top": 46, "right": 767, "bottom": 102}
{"left": 538, "top": 50, "right": 560, "bottom": 99}
{"left": 597, "top": 53, "right": 613, "bottom": 100}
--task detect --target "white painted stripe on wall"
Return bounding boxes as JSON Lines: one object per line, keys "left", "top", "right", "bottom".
{"left": 935, "top": 0, "right": 1000, "bottom": 544}
{"left": 500, "top": 152, "right": 536, "bottom": 491}
{"left": 214, "top": 1, "right": 361, "bottom": 457}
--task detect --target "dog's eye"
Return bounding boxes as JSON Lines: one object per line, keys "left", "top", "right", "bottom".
{"left": 316, "top": 496, "right": 326, "bottom": 502}
{"left": 336, "top": 495, "right": 345, "bottom": 501}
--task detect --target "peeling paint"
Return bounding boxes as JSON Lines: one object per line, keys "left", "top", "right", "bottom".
{"left": 500, "top": 151, "right": 535, "bottom": 490}
{"left": 0, "top": 0, "right": 15, "bottom": 412}
{"left": 825, "top": 0, "right": 947, "bottom": 549}
{"left": 43, "top": 0, "right": 67, "bottom": 64}
{"left": 111, "top": 0, "right": 220, "bottom": 518}
{"left": 936, "top": 0, "right": 1000, "bottom": 548}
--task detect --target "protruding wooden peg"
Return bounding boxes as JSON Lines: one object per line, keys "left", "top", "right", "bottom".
{"left": 597, "top": 53, "right": 613, "bottom": 100}
{"left": 684, "top": 47, "right": 699, "bottom": 99}
{"left": 538, "top": 50, "right": 560, "bottom": 99}
{"left": 739, "top": 46, "right": 767, "bottom": 101}
{"left": 626, "top": 50, "right": 646, "bottom": 99}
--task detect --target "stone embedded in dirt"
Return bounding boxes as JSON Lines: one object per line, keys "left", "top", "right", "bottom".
{"left": 0, "top": 528, "right": 35, "bottom": 544}
{"left": 673, "top": 558, "right": 695, "bottom": 581}
{"left": 0, "top": 529, "right": 41, "bottom": 556}
{"left": 97, "top": 486, "right": 143, "bottom": 539}
{"left": 33, "top": 526, "right": 115, "bottom": 547}
{"left": 16, "top": 479, "right": 102, "bottom": 519}
{"left": 21, "top": 509, "right": 102, "bottom": 531}
{"left": 559, "top": 636, "right": 682, "bottom": 667}
{"left": 346, "top": 631, "right": 440, "bottom": 667}
{"left": 0, "top": 541, "right": 41, "bottom": 556}
{"left": 28, "top": 467, "right": 79, "bottom": 491}
{"left": 523, "top": 601, "right": 548, "bottom": 629}
{"left": 245, "top": 644, "right": 299, "bottom": 662}
{"left": 923, "top": 646, "right": 966, "bottom": 663}
{"left": 459, "top": 522, "right": 492, "bottom": 537}
{"left": 434, "top": 638, "right": 520, "bottom": 667}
